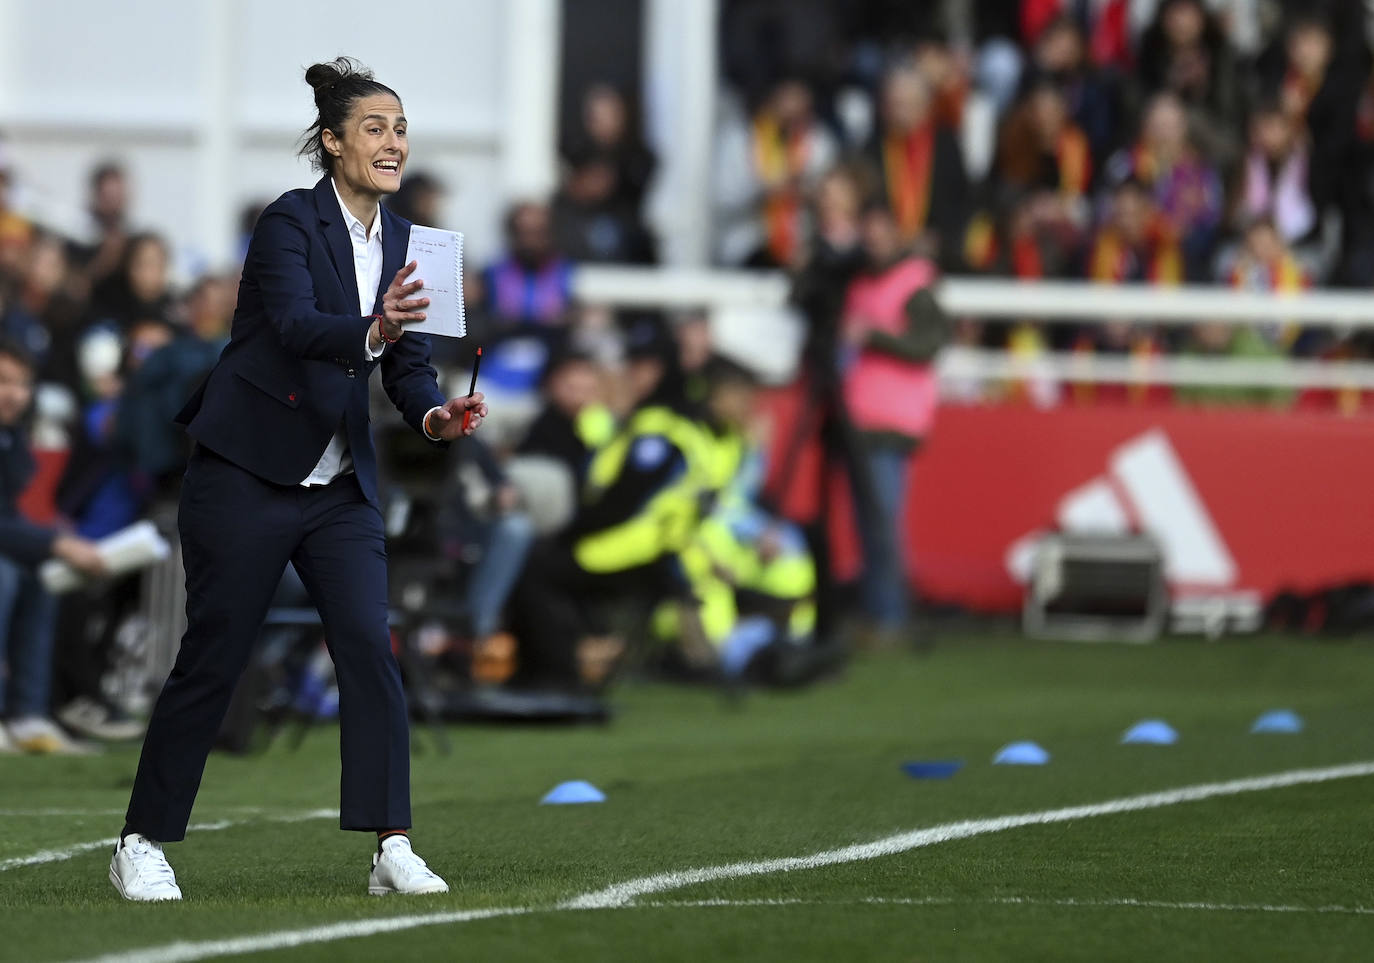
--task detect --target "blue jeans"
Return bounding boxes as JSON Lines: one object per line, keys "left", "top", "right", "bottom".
{"left": 0, "top": 555, "right": 59, "bottom": 718}
{"left": 467, "top": 512, "right": 536, "bottom": 638}
{"left": 856, "top": 447, "right": 912, "bottom": 629}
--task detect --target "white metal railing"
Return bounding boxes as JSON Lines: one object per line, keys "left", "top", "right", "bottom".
{"left": 573, "top": 267, "right": 1374, "bottom": 389}
{"left": 936, "top": 348, "right": 1374, "bottom": 390}
{"left": 574, "top": 266, "right": 1374, "bottom": 327}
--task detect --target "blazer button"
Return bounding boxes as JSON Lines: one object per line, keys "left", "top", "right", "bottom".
{"left": 347, "top": 368, "right": 356, "bottom": 378}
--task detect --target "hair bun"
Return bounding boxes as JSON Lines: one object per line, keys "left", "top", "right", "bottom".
{"left": 304, "top": 56, "right": 373, "bottom": 97}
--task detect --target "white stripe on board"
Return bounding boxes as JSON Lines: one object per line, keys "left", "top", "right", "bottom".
{"left": 566, "top": 760, "right": 1374, "bottom": 909}
{"left": 66, "top": 761, "right": 1374, "bottom": 963}
{"left": 1, "top": 810, "right": 338, "bottom": 873}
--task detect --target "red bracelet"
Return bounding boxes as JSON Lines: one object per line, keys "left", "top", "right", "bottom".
{"left": 373, "top": 314, "right": 399, "bottom": 344}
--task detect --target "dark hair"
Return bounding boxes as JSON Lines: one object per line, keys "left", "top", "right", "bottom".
{"left": 89, "top": 161, "right": 125, "bottom": 192}
{"left": 0, "top": 336, "right": 35, "bottom": 374}
{"left": 298, "top": 57, "right": 401, "bottom": 174}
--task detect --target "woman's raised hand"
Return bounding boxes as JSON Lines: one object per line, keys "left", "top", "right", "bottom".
{"left": 376, "top": 260, "right": 430, "bottom": 342}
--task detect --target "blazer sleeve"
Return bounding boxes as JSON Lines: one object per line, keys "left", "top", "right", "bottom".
{"left": 380, "top": 331, "right": 447, "bottom": 444}
{"left": 249, "top": 208, "right": 374, "bottom": 365}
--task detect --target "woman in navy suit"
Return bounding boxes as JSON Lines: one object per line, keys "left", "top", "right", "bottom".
{"left": 110, "top": 57, "right": 486, "bottom": 901}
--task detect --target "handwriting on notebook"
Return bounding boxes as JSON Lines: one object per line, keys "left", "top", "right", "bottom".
{"left": 404, "top": 225, "right": 467, "bottom": 338}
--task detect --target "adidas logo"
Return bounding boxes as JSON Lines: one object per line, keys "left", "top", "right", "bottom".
{"left": 1005, "top": 429, "right": 1238, "bottom": 591}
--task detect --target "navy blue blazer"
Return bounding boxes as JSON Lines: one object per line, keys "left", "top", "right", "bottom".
{"left": 177, "top": 176, "right": 446, "bottom": 503}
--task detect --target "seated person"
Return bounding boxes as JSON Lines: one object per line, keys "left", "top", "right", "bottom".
{"left": 506, "top": 319, "right": 709, "bottom": 689}
{"left": 0, "top": 339, "right": 106, "bottom": 753}
{"left": 654, "top": 357, "right": 826, "bottom": 685}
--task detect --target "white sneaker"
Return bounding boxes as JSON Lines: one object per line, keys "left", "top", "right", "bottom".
{"left": 110, "top": 833, "right": 183, "bottom": 902}
{"left": 6, "top": 716, "right": 96, "bottom": 755}
{"left": 0, "top": 723, "right": 17, "bottom": 754}
{"left": 368, "top": 836, "right": 449, "bottom": 896}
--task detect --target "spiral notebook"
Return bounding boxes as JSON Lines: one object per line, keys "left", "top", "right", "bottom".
{"left": 403, "top": 225, "right": 466, "bottom": 338}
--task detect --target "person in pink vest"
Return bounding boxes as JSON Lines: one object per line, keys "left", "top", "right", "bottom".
{"left": 839, "top": 204, "right": 945, "bottom": 640}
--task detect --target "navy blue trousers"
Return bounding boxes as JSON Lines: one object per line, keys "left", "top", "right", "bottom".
{"left": 126, "top": 447, "right": 410, "bottom": 841}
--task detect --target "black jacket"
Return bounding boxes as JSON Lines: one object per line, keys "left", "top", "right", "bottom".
{"left": 176, "top": 177, "right": 446, "bottom": 503}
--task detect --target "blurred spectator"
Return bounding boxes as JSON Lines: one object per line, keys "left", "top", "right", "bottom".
{"left": 1024, "top": 16, "right": 1121, "bottom": 160}
{"left": 1235, "top": 97, "right": 1316, "bottom": 248}
{"left": 116, "top": 275, "right": 233, "bottom": 494}
{"left": 1274, "top": 13, "right": 1334, "bottom": 125}
{"left": 552, "top": 148, "right": 657, "bottom": 264}
{"left": 1020, "top": 0, "right": 1133, "bottom": 72}
{"left": 0, "top": 146, "right": 33, "bottom": 285}
{"left": 507, "top": 319, "right": 698, "bottom": 688}
{"left": 1086, "top": 177, "right": 1184, "bottom": 283}
{"left": 562, "top": 84, "right": 656, "bottom": 214}
{"left": 1175, "top": 319, "right": 1287, "bottom": 407}
{"left": 0, "top": 338, "right": 104, "bottom": 754}
{"left": 59, "top": 319, "right": 173, "bottom": 540}
{"left": 964, "top": 188, "right": 1086, "bottom": 284}
{"left": 670, "top": 309, "right": 717, "bottom": 410}
{"left": 10, "top": 233, "right": 85, "bottom": 390}
{"left": 384, "top": 170, "right": 445, "bottom": 227}
{"left": 995, "top": 81, "right": 1094, "bottom": 205}
{"left": 1224, "top": 216, "right": 1312, "bottom": 353}
{"left": 72, "top": 162, "right": 131, "bottom": 297}
{"left": 791, "top": 166, "right": 868, "bottom": 368}
{"left": 1105, "top": 93, "right": 1222, "bottom": 278}
{"left": 714, "top": 77, "right": 838, "bottom": 267}
{"left": 439, "top": 436, "right": 535, "bottom": 646}
{"left": 840, "top": 205, "right": 946, "bottom": 636}
{"left": 90, "top": 232, "right": 173, "bottom": 328}
{"left": 913, "top": 39, "right": 970, "bottom": 132}
{"left": 869, "top": 66, "right": 969, "bottom": 265}
{"left": 484, "top": 202, "right": 573, "bottom": 325}
{"left": 661, "top": 357, "right": 825, "bottom": 682}
{"left": 515, "top": 347, "right": 606, "bottom": 487}
{"left": 1135, "top": 0, "right": 1244, "bottom": 162}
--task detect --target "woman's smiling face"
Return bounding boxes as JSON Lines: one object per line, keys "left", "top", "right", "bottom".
{"left": 323, "top": 95, "right": 408, "bottom": 198}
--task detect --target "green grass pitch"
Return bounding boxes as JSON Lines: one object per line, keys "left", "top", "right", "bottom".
{"left": 2, "top": 635, "right": 1372, "bottom": 961}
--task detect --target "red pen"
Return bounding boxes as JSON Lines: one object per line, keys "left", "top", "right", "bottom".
{"left": 460, "top": 346, "right": 482, "bottom": 431}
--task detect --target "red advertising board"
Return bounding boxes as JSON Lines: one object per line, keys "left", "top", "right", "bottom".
{"left": 764, "top": 391, "right": 1374, "bottom": 612}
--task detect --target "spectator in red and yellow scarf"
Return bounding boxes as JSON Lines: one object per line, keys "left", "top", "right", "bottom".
{"left": 1086, "top": 177, "right": 1183, "bottom": 285}
{"left": 713, "top": 77, "right": 838, "bottom": 268}
{"left": 869, "top": 66, "right": 970, "bottom": 267}
{"left": 1103, "top": 92, "right": 1222, "bottom": 279}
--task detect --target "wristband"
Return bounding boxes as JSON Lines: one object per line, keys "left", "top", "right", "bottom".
{"left": 373, "top": 314, "right": 399, "bottom": 344}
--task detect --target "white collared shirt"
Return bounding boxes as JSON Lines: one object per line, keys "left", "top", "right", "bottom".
{"left": 300, "top": 179, "right": 387, "bottom": 486}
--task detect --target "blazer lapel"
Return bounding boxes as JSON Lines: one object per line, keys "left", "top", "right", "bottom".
{"left": 375, "top": 206, "right": 410, "bottom": 315}
{"left": 313, "top": 176, "right": 361, "bottom": 313}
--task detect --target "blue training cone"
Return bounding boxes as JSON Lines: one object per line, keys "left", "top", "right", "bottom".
{"left": 901, "top": 760, "right": 964, "bottom": 780}
{"left": 1121, "top": 719, "right": 1179, "bottom": 745}
{"left": 540, "top": 780, "right": 607, "bottom": 805}
{"left": 1251, "top": 709, "right": 1304, "bottom": 734}
{"left": 993, "top": 741, "right": 1050, "bottom": 765}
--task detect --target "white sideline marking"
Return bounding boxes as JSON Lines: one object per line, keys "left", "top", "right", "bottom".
{"left": 643, "top": 897, "right": 1374, "bottom": 917}
{"left": 0, "top": 810, "right": 338, "bottom": 873}
{"left": 66, "top": 761, "right": 1374, "bottom": 963}
{"left": 567, "top": 760, "right": 1374, "bottom": 909}
{"left": 79, "top": 908, "right": 530, "bottom": 963}
{"left": 0, "top": 806, "right": 310, "bottom": 818}
{"left": 0, "top": 809, "right": 128, "bottom": 817}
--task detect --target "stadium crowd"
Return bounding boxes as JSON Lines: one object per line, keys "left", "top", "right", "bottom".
{"left": 3, "top": 0, "right": 1373, "bottom": 753}
{"left": 714, "top": 0, "right": 1374, "bottom": 394}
